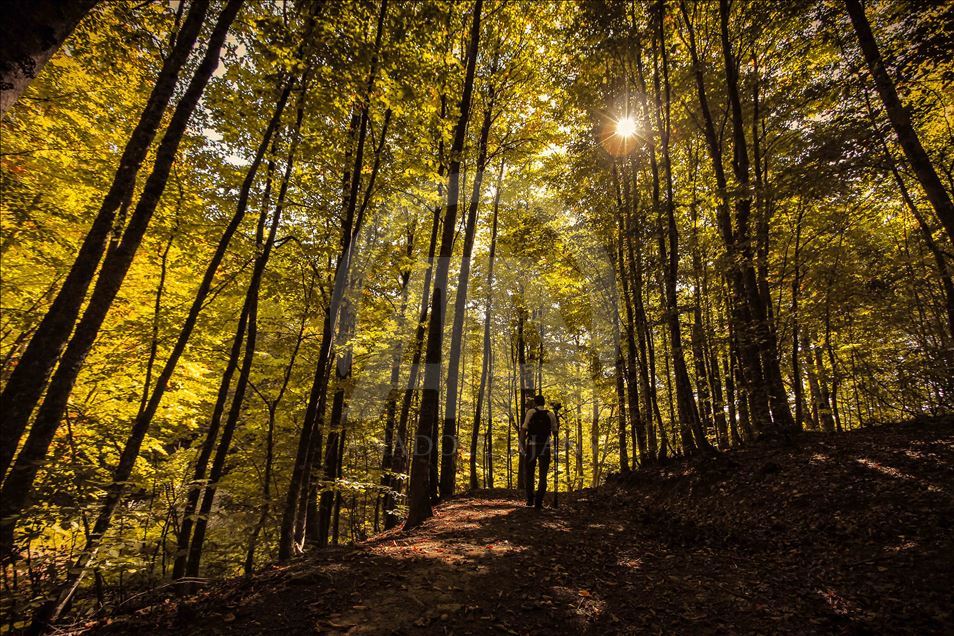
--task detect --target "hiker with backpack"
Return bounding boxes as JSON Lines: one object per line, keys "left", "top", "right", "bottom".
{"left": 521, "top": 394, "right": 558, "bottom": 509}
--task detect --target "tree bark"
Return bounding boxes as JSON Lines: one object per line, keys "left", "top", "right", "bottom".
{"left": 0, "top": 0, "right": 100, "bottom": 113}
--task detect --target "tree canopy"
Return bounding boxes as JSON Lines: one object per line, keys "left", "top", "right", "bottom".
{"left": 0, "top": 0, "right": 951, "bottom": 630}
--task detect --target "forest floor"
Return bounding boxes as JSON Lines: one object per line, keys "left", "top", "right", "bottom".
{"left": 83, "top": 417, "right": 953, "bottom": 635}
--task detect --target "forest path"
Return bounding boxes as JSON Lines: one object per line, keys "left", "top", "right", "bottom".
{"left": 90, "top": 419, "right": 954, "bottom": 635}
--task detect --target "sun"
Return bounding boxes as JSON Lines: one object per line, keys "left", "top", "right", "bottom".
{"left": 615, "top": 116, "right": 638, "bottom": 139}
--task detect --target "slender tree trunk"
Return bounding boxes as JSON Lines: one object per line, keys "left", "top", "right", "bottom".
{"left": 280, "top": 0, "right": 386, "bottom": 558}
{"left": 619, "top": 167, "right": 647, "bottom": 465}
{"left": 613, "top": 164, "right": 640, "bottom": 468}
{"left": 245, "top": 275, "right": 309, "bottom": 576}
{"left": 485, "top": 338, "right": 495, "bottom": 489}
{"left": 625, "top": 192, "right": 659, "bottom": 461}
{"left": 470, "top": 162, "right": 503, "bottom": 490}
{"left": 0, "top": 0, "right": 211, "bottom": 479}
{"left": 590, "top": 348, "right": 601, "bottom": 486}
{"left": 318, "top": 105, "right": 393, "bottom": 544}
{"left": 185, "top": 94, "right": 304, "bottom": 580}
{"left": 172, "top": 141, "right": 281, "bottom": 581}
{"left": 652, "top": 6, "right": 710, "bottom": 451}
{"left": 319, "top": 287, "right": 360, "bottom": 547}
{"left": 390, "top": 8, "right": 455, "bottom": 518}
{"left": 381, "top": 226, "right": 415, "bottom": 527}
{"left": 688, "top": 154, "right": 715, "bottom": 444}
{"left": 388, "top": 192, "right": 442, "bottom": 529}
{"left": 441, "top": 93, "right": 495, "bottom": 498}
{"left": 185, "top": 166, "right": 286, "bottom": 579}
{"left": 790, "top": 207, "right": 807, "bottom": 431}
{"left": 1, "top": 0, "right": 245, "bottom": 563}
{"left": 805, "top": 331, "right": 835, "bottom": 432}
{"left": 405, "top": 0, "right": 483, "bottom": 529}
{"left": 719, "top": 0, "right": 794, "bottom": 431}
{"left": 679, "top": 0, "right": 773, "bottom": 433}
{"left": 611, "top": 303, "right": 629, "bottom": 471}
{"left": 516, "top": 304, "right": 530, "bottom": 490}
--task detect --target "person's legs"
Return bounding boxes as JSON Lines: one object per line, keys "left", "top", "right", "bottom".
{"left": 525, "top": 448, "right": 537, "bottom": 506}
{"left": 535, "top": 451, "right": 550, "bottom": 508}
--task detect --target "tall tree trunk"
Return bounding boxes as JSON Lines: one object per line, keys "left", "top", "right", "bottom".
{"left": 381, "top": 225, "right": 416, "bottom": 527}
{"left": 441, "top": 93, "right": 495, "bottom": 498}
{"left": 613, "top": 163, "right": 640, "bottom": 469}
{"left": 679, "top": 0, "right": 773, "bottom": 434}
{"left": 318, "top": 105, "right": 393, "bottom": 544}
{"left": 516, "top": 304, "right": 530, "bottom": 490}
{"left": 471, "top": 162, "right": 503, "bottom": 490}
{"left": 390, "top": 44, "right": 452, "bottom": 523}
{"left": 844, "top": 0, "right": 954, "bottom": 245}
{"left": 485, "top": 333, "right": 495, "bottom": 489}
{"left": 245, "top": 271, "right": 312, "bottom": 575}
{"left": 611, "top": 300, "right": 629, "bottom": 472}
{"left": 319, "top": 288, "right": 360, "bottom": 546}
{"left": 625, "top": 188, "right": 660, "bottom": 461}
{"left": 590, "top": 348, "right": 601, "bottom": 486}
{"left": 183, "top": 93, "right": 305, "bottom": 580}
{"left": 185, "top": 110, "right": 298, "bottom": 578}
{"left": 405, "top": 0, "right": 483, "bottom": 529}
{"left": 279, "top": 0, "right": 386, "bottom": 558}
{"left": 790, "top": 206, "right": 807, "bottom": 431}
{"left": 719, "top": 0, "right": 794, "bottom": 431}
{"left": 688, "top": 152, "right": 715, "bottom": 444}
{"left": 0, "top": 0, "right": 211, "bottom": 479}
{"left": 805, "top": 330, "right": 835, "bottom": 432}
{"left": 389, "top": 187, "right": 442, "bottom": 529}
{"left": 18, "top": 2, "right": 248, "bottom": 626}
{"left": 650, "top": 5, "right": 709, "bottom": 451}
{"left": 0, "top": 0, "right": 245, "bottom": 562}
{"left": 619, "top": 166, "right": 648, "bottom": 465}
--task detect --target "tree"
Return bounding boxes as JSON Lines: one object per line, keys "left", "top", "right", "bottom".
{"left": 0, "top": 0, "right": 212, "bottom": 478}
{"left": 406, "top": 0, "right": 483, "bottom": 529}
{"left": 844, "top": 0, "right": 954, "bottom": 246}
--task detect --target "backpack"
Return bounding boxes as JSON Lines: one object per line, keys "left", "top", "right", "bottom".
{"left": 527, "top": 408, "right": 552, "bottom": 446}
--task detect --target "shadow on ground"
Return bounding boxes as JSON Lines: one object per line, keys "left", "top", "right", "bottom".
{"left": 85, "top": 417, "right": 953, "bottom": 635}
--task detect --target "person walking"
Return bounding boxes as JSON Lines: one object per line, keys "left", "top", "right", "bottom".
{"left": 521, "top": 394, "right": 558, "bottom": 509}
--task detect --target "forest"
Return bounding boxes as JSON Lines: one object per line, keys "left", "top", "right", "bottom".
{"left": 0, "top": 0, "right": 952, "bottom": 633}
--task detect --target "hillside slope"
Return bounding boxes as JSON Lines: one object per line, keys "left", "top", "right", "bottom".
{"left": 85, "top": 418, "right": 953, "bottom": 635}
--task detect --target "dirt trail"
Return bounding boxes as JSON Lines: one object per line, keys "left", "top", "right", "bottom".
{"left": 88, "top": 418, "right": 953, "bottom": 635}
